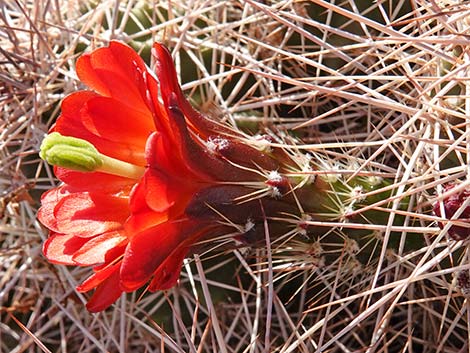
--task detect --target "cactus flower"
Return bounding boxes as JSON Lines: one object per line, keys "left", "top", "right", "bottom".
{"left": 38, "top": 41, "right": 283, "bottom": 312}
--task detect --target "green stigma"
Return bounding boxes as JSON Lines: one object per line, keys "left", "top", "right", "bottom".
{"left": 40, "top": 132, "right": 103, "bottom": 172}
{"left": 40, "top": 132, "right": 145, "bottom": 179}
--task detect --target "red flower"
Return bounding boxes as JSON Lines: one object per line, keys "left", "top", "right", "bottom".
{"left": 38, "top": 41, "right": 280, "bottom": 311}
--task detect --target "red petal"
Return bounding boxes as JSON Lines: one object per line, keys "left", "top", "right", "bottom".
{"left": 43, "top": 232, "right": 89, "bottom": 265}
{"left": 145, "top": 105, "right": 211, "bottom": 180}
{"left": 75, "top": 55, "right": 110, "bottom": 98}
{"left": 152, "top": 43, "right": 229, "bottom": 138}
{"left": 82, "top": 96, "right": 153, "bottom": 148}
{"left": 54, "top": 167, "right": 135, "bottom": 194}
{"left": 125, "top": 180, "right": 169, "bottom": 234}
{"left": 76, "top": 41, "right": 149, "bottom": 113}
{"left": 77, "top": 261, "right": 121, "bottom": 293}
{"left": 120, "top": 220, "right": 199, "bottom": 291}
{"left": 72, "top": 231, "right": 127, "bottom": 266}
{"left": 148, "top": 246, "right": 188, "bottom": 291}
{"left": 54, "top": 192, "right": 129, "bottom": 237}
{"left": 144, "top": 71, "right": 168, "bottom": 133}
{"left": 55, "top": 92, "right": 148, "bottom": 166}
{"left": 145, "top": 132, "right": 171, "bottom": 172}
{"left": 83, "top": 264, "right": 122, "bottom": 312}
{"left": 124, "top": 167, "right": 196, "bottom": 235}
{"left": 143, "top": 168, "right": 175, "bottom": 212}
{"left": 38, "top": 188, "right": 66, "bottom": 231}
{"left": 124, "top": 209, "right": 168, "bottom": 237}
{"left": 54, "top": 91, "right": 98, "bottom": 144}
{"left": 58, "top": 90, "right": 98, "bottom": 120}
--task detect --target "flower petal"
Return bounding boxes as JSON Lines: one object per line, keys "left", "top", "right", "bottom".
{"left": 54, "top": 167, "right": 135, "bottom": 193}
{"left": 37, "top": 187, "right": 65, "bottom": 232}
{"left": 120, "top": 220, "right": 203, "bottom": 291}
{"left": 77, "top": 262, "right": 122, "bottom": 293}
{"left": 83, "top": 264, "right": 123, "bottom": 312}
{"left": 82, "top": 96, "right": 154, "bottom": 148}
{"left": 152, "top": 43, "right": 229, "bottom": 138}
{"left": 148, "top": 246, "right": 188, "bottom": 291}
{"left": 142, "top": 168, "right": 174, "bottom": 212}
{"left": 55, "top": 92, "right": 149, "bottom": 166}
{"left": 54, "top": 192, "right": 129, "bottom": 237}
{"left": 72, "top": 231, "right": 127, "bottom": 266}
{"left": 76, "top": 41, "right": 149, "bottom": 113}
{"left": 43, "top": 232, "right": 89, "bottom": 265}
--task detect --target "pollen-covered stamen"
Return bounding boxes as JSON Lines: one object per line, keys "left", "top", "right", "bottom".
{"left": 40, "top": 132, "right": 145, "bottom": 180}
{"left": 266, "top": 170, "right": 289, "bottom": 198}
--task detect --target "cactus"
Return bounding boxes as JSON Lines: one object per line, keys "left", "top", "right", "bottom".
{"left": 2, "top": 0, "right": 470, "bottom": 352}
